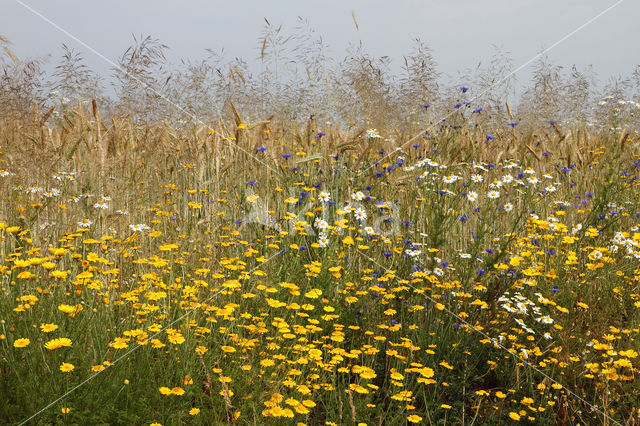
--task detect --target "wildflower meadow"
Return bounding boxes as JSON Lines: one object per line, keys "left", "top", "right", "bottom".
{"left": 1, "top": 26, "right": 640, "bottom": 425}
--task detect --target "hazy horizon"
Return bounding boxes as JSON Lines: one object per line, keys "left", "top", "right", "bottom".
{"left": 2, "top": 0, "right": 639, "bottom": 95}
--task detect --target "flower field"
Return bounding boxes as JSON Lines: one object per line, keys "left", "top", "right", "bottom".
{"left": 2, "top": 28, "right": 640, "bottom": 424}
{"left": 1, "top": 103, "right": 640, "bottom": 425}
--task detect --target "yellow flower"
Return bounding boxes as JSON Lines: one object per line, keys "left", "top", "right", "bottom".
{"left": 171, "top": 387, "right": 185, "bottom": 396}
{"left": 44, "top": 337, "right": 72, "bottom": 350}
{"left": 439, "top": 361, "right": 454, "bottom": 370}
{"left": 59, "top": 362, "right": 75, "bottom": 372}
{"left": 17, "top": 271, "right": 36, "bottom": 279}
{"left": 151, "top": 339, "right": 166, "bottom": 348}
{"left": 520, "top": 397, "right": 534, "bottom": 406}
{"left": 58, "top": 304, "right": 83, "bottom": 317}
{"left": 159, "top": 243, "right": 179, "bottom": 251}
{"left": 167, "top": 333, "right": 185, "bottom": 345}
{"left": 342, "top": 236, "right": 354, "bottom": 246}
{"left": 260, "top": 358, "right": 275, "bottom": 367}
{"left": 109, "top": 337, "right": 129, "bottom": 349}
{"left": 407, "top": 414, "right": 423, "bottom": 423}
{"left": 390, "top": 370, "right": 404, "bottom": 380}
{"left": 221, "top": 345, "right": 236, "bottom": 353}
{"left": 189, "top": 408, "right": 200, "bottom": 416}
{"left": 509, "top": 412, "right": 521, "bottom": 421}
{"left": 441, "top": 404, "right": 451, "bottom": 409}
{"left": 13, "top": 338, "right": 30, "bottom": 348}
{"left": 50, "top": 270, "right": 69, "bottom": 279}
{"left": 304, "top": 288, "right": 322, "bottom": 299}
{"left": 308, "top": 348, "right": 322, "bottom": 359}
{"left": 418, "top": 367, "right": 434, "bottom": 378}
{"left": 159, "top": 387, "right": 172, "bottom": 395}
{"left": 40, "top": 323, "right": 59, "bottom": 333}
{"left": 91, "top": 365, "right": 105, "bottom": 372}
{"left": 147, "top": 323, "right": 163, "bottom": 333}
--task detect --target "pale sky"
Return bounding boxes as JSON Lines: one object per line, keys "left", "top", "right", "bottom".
{"left": 1, "top": 0, "right": 638, "bottom": 89}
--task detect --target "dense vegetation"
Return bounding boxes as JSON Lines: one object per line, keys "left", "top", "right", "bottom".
{"left": 1, "top": 28, "right": 640, "bottom": 424}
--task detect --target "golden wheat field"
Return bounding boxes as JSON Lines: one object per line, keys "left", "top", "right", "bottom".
{"left": 1, "top": 26, "right": 640, "bottom": 425}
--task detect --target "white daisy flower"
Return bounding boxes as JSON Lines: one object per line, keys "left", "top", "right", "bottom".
{"left": 129, "top": 223, "right": 151, "bottom": 233}
{"left": 318, "top": 192, "right": 331, "bottom": 203}
{"left": 314, "top": 218, "right": 329, "bottom": 230}
{"left": 351, "top": 191, "right": 365, "bottom": 201}
{"left": 318, "top": 234, "right": 329, "bottom": 248}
